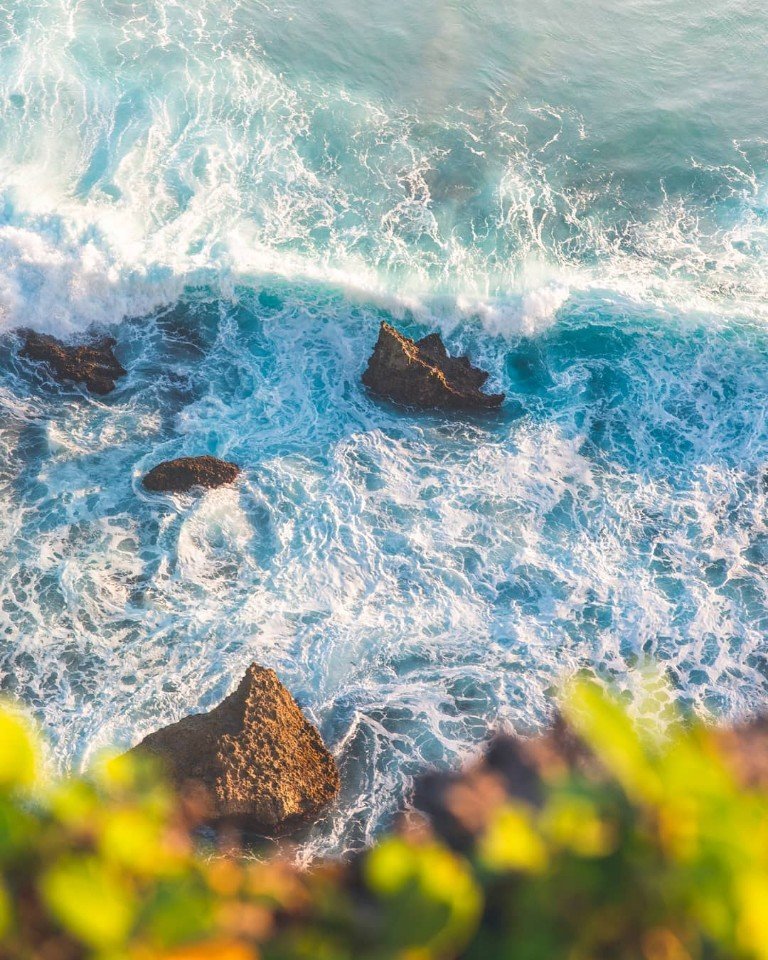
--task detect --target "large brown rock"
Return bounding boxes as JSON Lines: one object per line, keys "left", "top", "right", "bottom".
{"left": 20, "top": 330, "right": 126, "bottom": 395}
{"left": 143, "top": 456, "right": 241, "bottom": 493}
{"left": 129, "top": 664, "right": 340, "bottom": 833}
{"left": 361, "top": 322, "right": 504, "bottom": 410}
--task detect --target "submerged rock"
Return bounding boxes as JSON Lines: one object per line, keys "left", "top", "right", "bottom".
{"left": 128, "top": 664, "right": 340, "bottom": 833}
{"left": 143, "top": 456, "right": 240, "bottom": 493}
{"left": 362, "top": 322, "right": 504, "bottom": 411}
{"left": 19, "top": 330, "right": 126, "bottom": 395}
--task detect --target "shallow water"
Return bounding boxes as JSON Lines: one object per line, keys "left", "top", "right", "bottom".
{"left": 1, "top": 0, "right": 768, "bottom": 854}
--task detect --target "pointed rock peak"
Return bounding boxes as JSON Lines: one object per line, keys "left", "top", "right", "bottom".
{"left": 128, "top": 664, "right": 339, "bottom": 834}
{"left": 362, "top": 322, "right": 504, "bottom": 411}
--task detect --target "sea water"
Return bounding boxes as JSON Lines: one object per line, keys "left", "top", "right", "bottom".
{"left": 0, "top": 0, "right": 767, "bottom": 854}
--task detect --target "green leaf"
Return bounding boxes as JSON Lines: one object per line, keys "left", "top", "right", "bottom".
{"left": 0, "top": 880, "right": 11, "bottom": 938}
{"left": 365, "top": 838, "right": 481, "bottom": 956}
{"left": 40, "top": 856, "right": 136, "bottom": 950}
{"left": 564, "top": 679, "right": 662, "bottom": 802}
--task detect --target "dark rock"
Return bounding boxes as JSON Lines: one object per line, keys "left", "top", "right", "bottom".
{"left": 143, "top": 456, "right": 240, "bottom": 493}
{"left": 128, "top": 664, "right": 340, "bottom": 833}
{"left": 414, "top": 715, "right": 599, "bottom": 852}
{"left": 416, "top": 710, "right": 768, "bottom": 853}
{"left": 361, "top": 322, "right": 504, "bottom": 411}
{"left": 19, "top": 330, "right": 126, "bottom": 395}
{"left": 714, "top": 714, "right": 768, "bottom": 790}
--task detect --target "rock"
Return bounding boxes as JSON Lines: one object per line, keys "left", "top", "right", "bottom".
{"left": 143, "top": 456, "right": 241, "bottom": 493}
{"left": 414, "top": 715, "right": 599, "bottom": 852}
{"left": 19, "top": 330, "right": 126, "bottom": 395}
{"left": 714, "top": 715, "right": 768, "bottom": 790}
{"left": 128, "top": 664, "right": 340, "bottom": 833}
{"left": 415, "top": 710, "right": 768, "bottom": 852}
{"left": 361, "top": 322, "right": 504, "bottom": 411}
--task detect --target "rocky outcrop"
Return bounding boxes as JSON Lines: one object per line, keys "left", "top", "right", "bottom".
{"left": 20, "top": 331, "right": 126, "bottom": 395}
{"left": 362, "top": 322, "right": 504, "bottom": 411}
{"left": 143, "top": 456, "right": 241, "bottom": 493}
{"left": 128, "top": 664, "right": 340, "bottom": 833}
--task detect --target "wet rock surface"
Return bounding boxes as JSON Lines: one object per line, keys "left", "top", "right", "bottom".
{"left": 19, "top": 330, "right": 126, "bottom": 395}
{"left": 142, "top": 455, "right": 241, "bottom": 493}
{"left": 128, "top": 663, "right": 340, "bottom": 833}
{"left": 362, "top": 322, "right": 505, "bottom": 410}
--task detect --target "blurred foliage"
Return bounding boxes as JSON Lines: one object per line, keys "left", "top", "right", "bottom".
{"left": 1, "top": 680, "right": 767, "bottom": 959}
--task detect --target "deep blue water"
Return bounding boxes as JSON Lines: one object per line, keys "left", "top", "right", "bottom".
{"left": 1, "top": 0, "right": 768, "bottom": 853}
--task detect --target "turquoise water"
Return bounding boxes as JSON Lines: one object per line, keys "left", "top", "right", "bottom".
{"left": 1, "top": 0, "right": 768, "bottom": 852}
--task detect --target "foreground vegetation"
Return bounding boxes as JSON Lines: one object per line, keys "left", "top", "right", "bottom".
{"left": 1, "top": 681, "right": 767, "bottom": 960}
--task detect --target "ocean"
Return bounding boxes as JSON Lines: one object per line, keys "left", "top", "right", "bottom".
{"left": 1, "top": 0, "right": 767, "bottom": 854}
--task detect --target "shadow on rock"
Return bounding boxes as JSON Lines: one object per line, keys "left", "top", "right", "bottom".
{"left": 19, "top": 330, "right": 126, "bottom": 395}
{"left": 362, "top": 322, "right": 505, "bottom": 411}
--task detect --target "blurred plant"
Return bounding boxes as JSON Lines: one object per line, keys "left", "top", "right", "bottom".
{"left": 0, "top": 679, "right": 767, "bottom": 960}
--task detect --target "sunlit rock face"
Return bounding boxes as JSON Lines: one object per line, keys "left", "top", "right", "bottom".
{"left": 129, "top": 664, "right": 340, "bottom": 834}
{"left": 362, "top": 323, "right": 505, "bottom": 411}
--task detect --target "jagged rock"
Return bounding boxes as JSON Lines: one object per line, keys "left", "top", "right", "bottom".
{"left": 361, "top": 322, "right": 504, "bottom": 410}
{"left": 19, "top": 330, "right": 126, "bottom": 395}
{"left": 128, "top": 664, "right": 340, "bottom": 833}
{"left": 143, "top": 456, "right": 240, "bottom": 493}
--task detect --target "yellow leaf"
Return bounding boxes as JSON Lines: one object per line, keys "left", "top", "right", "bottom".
{"left": 480, "top": 804, "right": 548, "bottom": 873}
{"left": 543, "top": 795, "right": 616, "bottom": 858}
{"left": 100, "top": 807, "right": 172, "bottom": 876}
{"left": 365, "top": 837, "right": 413, "bottom": 895}
{"left": 0, "top": 707, "right": 37, "bottom": 790}
{"left": 49, "top": 779, "right": 98, "bottom": 828}
{"left": 40, "top": 856, "right": 136, "bottom": 950}
{"left": 564, "top": 679, "right": 661, "bottom": 802}
{"left": 737, "top": 872, "right": 768, "bottom": 960}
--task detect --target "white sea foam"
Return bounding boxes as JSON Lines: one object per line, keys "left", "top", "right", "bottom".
{"left": 0, "top": 0, "right": 767, "bottom": 339}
